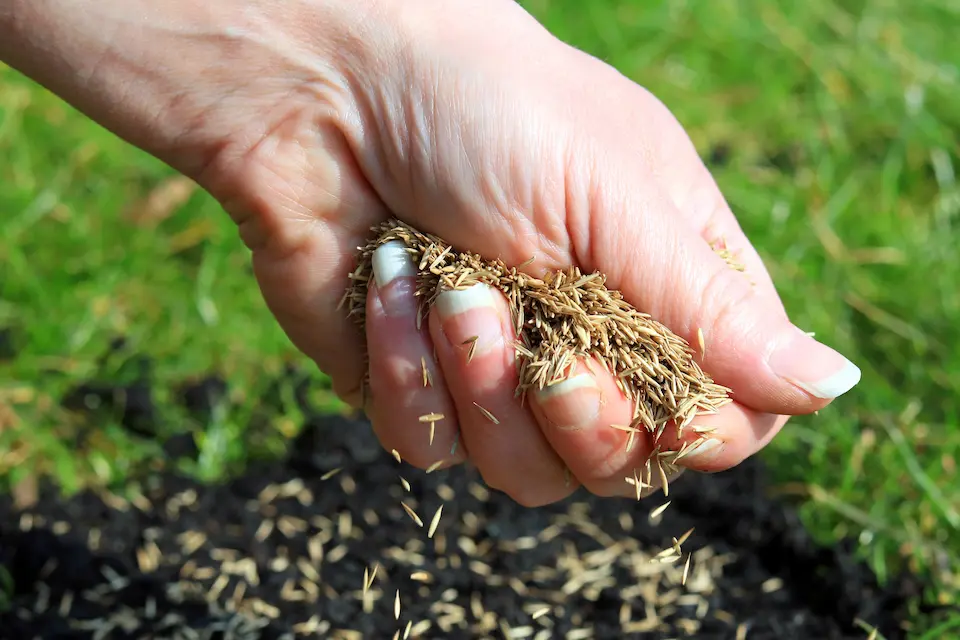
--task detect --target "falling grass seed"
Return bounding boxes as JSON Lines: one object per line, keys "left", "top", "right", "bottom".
{"left": 657, "top": 459, "right": 670, "bottom": 498}
{"left": 650, "top": 501, "right": 672, "bottom": 520}
{"left": 400, "top": 502, "right": 423, "bottom": 528}
{"left": 428, "top": 504, "right": 444, "bottom": 539}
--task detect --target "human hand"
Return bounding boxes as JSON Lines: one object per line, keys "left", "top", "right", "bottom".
{"left": 2, "top": 0, "right": 861, "bottom": 505}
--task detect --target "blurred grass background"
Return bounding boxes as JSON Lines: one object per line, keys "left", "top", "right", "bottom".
{"left": 1, "top": 0, "right": 958, "bottom": 635}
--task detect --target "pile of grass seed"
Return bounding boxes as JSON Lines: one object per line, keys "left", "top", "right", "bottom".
{"left": 343, "top": 219, "right": 734, "bottom": 492}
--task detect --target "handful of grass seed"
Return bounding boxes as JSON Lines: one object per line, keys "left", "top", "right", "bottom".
{"left": 343, "top": 219, "right": 733, "bottom": 459}
{"left": 341, "top": 219, "right": 740, "bottom": 631}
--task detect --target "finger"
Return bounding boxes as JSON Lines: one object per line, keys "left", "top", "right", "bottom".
{"left": 528, "top": 358, "right": 677, "bottom": 500}
{"left": 426, "top": 281, "right": 575, "bottom": 506}
{"left": 210, "top": 116, "right": 382, "bottom": 408}
{"left": 574, "top": 168, "right": 861, "bottom": 416}
{"left": 365, "top": 241, "right": 466, "bottom": 469}
{"left": 656, "top": 407, "right": 792, "bottom": 473}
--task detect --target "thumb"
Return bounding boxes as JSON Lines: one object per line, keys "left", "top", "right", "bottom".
{"left": 578, "top": 178, "right": 860, "bottom": 417}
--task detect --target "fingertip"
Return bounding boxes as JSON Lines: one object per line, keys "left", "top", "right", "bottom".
{"left": 530, "top": 358, "right": 659, "bottom": 494}
{"left": 659, "top": 404, "right": 789, "bottom": 473}
{"left": 769, "top": 328, "right": 862, "bottom": 401}
{"left": 532, "top": 371, "right": 603, "bottom": 431}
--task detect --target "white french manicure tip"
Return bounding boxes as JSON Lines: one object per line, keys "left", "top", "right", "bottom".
{"left": 534, "top": 374, "right": 597, "bottom": 399}
{"left": 793, "top": 359, "right": 862, "bottom": 399}
{"left": 372, "top": 240, "right": 416, "bottom": 287}
{"left": 434, "top": 284, "right": 497, "bottom": 319}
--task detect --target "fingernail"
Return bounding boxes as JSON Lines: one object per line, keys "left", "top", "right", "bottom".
{"left": 533, "top": 373, "right": 601, "bottom": 431}
{"left": 434, "top": 284, "right": 504, "bottom": 359}
{"left": 769, "top": 327, "right": 862, "bottom": 399}
{"left": 371, "top": 241, "right": 417, "bottom": 317}
{"left": 681, "top": 437, "right": 724, "bottom": 461}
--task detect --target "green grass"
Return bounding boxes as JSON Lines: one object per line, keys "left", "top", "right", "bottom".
{"left": 1, "top": 0, "right": 958, "bottom": 635}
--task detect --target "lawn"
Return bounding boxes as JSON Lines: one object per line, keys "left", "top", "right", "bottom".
{"left": 1, "top": 0, "right": 958, "bottom": 635}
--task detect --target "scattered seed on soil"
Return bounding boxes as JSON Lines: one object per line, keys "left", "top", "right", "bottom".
{"left": 473, "top": 402, "right": 500, "bottom": 424}
{"left": 399, "top": 477, "right": 411, "bottom": 492}
{"left": 0, "top": 405, "right": 925, "bottom": 639}
{"left": 391, "top": 449, "right": 402, "bottom": 463}
{"left": 531, "top": 606, "right": 551, "bottom": 620}
{"left": 394, "top": 589, "right": 401, "bottom": 620}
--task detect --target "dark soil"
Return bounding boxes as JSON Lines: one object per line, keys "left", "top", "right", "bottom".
{"left": 0, "top": 371, "right": 929, "bottom": 639}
